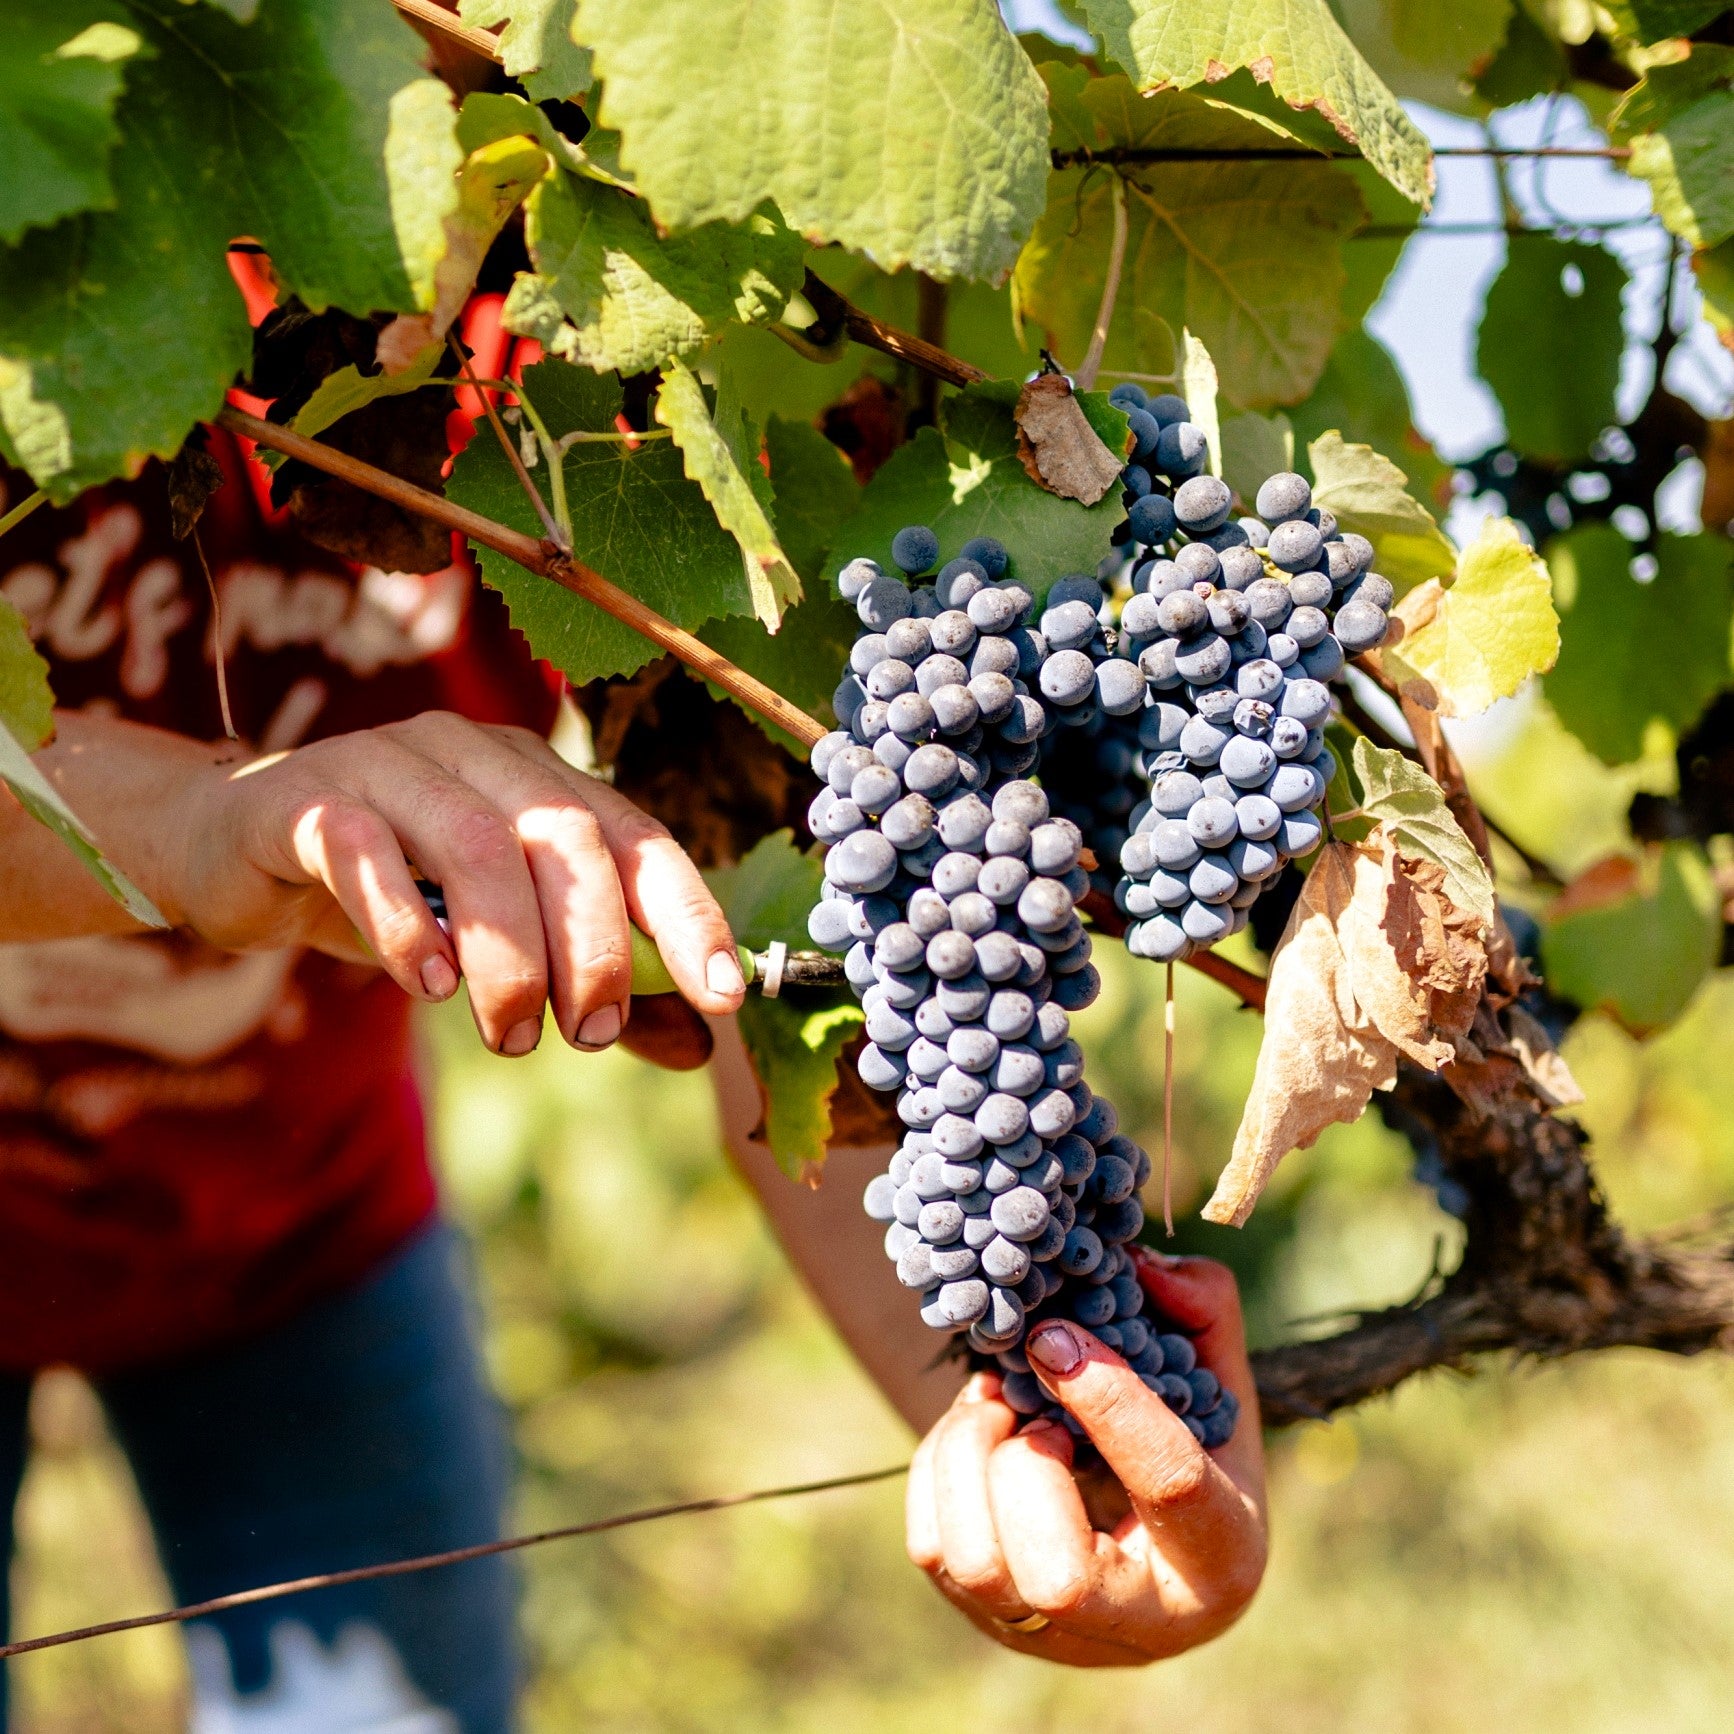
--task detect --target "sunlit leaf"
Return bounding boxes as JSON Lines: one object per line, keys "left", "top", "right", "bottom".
{"left": 1306, "top": 430, "right": 1455, "bottom": 590}
{"left": 1383, "top": 516, "right": 1559, "bottom": 717}
{"left": 459, "top": 0, "right": 591, "bottom": 100}
{"left": 1545, "top": 524, "right": 1734, "bottom": 766}
{"left": 576, "top": 0, "right": 1050, "bottom": 281}
{"left": 1611, "top": 46, "right": 1734, "bottom": 250}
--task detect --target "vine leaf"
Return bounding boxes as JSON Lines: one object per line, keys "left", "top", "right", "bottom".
{"left": 1542, "top": 843, "right": 1722, "bottom": 1034}
{"left": 1381, "top": 516, "right": 1559, "bottom": 719}
{"left": 823, "top": 384, "right": 1127, "bottom": 605}
{"left": 1182, "top": 329, "right": 1223, "bottom": 475}
{"left": 506, "top": 164, "right": 804, "bottom": 375}
{"left": 655, "top": 358, "right": 801, "bottom": 629}
{"left": 1013, "top": 373, "right": 1123, "bottom": 504}
{"left": 1306, "top": 430, "right": 1455, "bottom": 591}
{"left": 574, "top": 0, "right": 1050, "bottom": 283}
{"left": 1327, "top": 0, "right": 1512, "bottom": 113}
{"left": 1610, "top": 44, "right": 1734, "bottom": 250}
{"left": 1073, "top": 0, "right": 1434, "bottom": 206}
{"left": 0, "top": 596, "right": 54, "bottom": 752}
{"left": 459, "top": 0, "right": 592, "bottom": 100}
{"left": 1475, "top": 235, "right": 1629, "bottom": 463}
{"left": 706, "top": 831, "right": 862, "bottom": 1175}
{"left": 1013, "top": 67, "right": 1364, "bottom": 409}
{"left": 446, "top": 361, "right": 754, "bottom": 682}
{"left": 288, "top": 342, "right": 448, "bottom": 447}
{"left": 700, "top": 419, "right": 860, "bottom": 753}
{"left": 0, "top": 3, "right": 144, "bottom": 245}
{"left": 0, "top": 0, "right": 441, "bottom": 499}
{"left": 1546, "top": 525, "right": 1734, "bottom": 767}
{"left": 0, "top": 598, "right": 165, "bottom": 928}
{"left": 377, "top": 129, "right": 551, "bottom": 372}
{"left": 1349, "top": 738, "right": 1496, "bottom": 928}
{"left": 1220, "top": 408, "right": 1293, "bottom": 504}
{"left": 1204, "top": 832, "right": 1484, "bottom": 1227}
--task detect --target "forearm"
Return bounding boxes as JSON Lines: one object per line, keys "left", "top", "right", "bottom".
{"left": 708, "top": 1016, "right": 966, "bottom": 1435}
{"left": 0, "top": 710, "right": 225, "bottom": 941}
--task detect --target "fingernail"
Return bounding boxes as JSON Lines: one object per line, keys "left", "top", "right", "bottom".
{"left": 1027, "top": 1322, "right": 1083, "bottom": 1376}
{"left": 707, "top": 948, "right": 745, "bottom": 998}
{"left": 575, "top": 1003, "right": 622, "bottom": 1049}
{"left": 420, "top": 956, "right": 458, "bottom": 1001}
{"left": 501, "top": 1017, "right": 542, "bottom": 1057}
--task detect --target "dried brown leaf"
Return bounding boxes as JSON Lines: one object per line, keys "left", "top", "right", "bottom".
{"left": 1204, "top": 844, "right": 1400, "bottom": 1227}
{"left": 1501, "top": 1003, "right": 1586, "bottom": 1108}
{"left": 1205, "top": 835, "right": 1489, "bottom": 1227}
{"left": 1014, "top": 373, "right": 1123, "bottom": 504}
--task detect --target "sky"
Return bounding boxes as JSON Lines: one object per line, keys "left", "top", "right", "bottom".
{"left": 998, "top": 0, "right": 1734, "bottom": 533}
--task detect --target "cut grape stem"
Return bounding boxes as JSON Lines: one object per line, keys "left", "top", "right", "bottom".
{"left": 216, "top": 405, "right": 827, "bottom": 751}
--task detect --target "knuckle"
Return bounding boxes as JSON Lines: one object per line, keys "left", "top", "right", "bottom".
{"left": 1028, "top": 1568, "right": 1092, "bottom": 1620}
{"left": 1152, "top": 1448, "right": 1213, "bottom": 1511}
{"left": 308, "top": 800, "right": 386, "bottom": 860}
{"left": 947, "top": 1555, "right": 1010, "bottom": 1600}
{"left": 445, "top": 805, "right": 517, "bottom": 873}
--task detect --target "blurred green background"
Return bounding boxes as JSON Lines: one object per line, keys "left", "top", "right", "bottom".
{"left": 8, "top": 702, "right": 1734, "bottom": 1733}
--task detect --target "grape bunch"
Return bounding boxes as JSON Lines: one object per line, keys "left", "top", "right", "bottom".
{"left": 1104, "top": 384, "right": 1393, "bottom": 962}
{"left": 805, "top": 525, "right": 1239, "bottom": 1450}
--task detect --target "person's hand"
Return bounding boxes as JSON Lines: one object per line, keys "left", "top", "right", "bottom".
{"left": 905, "top": 1250, "right": 1266, "bottom": 1665}
{"left": 165, "top": 712, "right": 745, "bottom": 1055}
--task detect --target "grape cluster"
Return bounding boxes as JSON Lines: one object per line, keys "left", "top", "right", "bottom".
{"left": 1104, "top": 384, "right": 1393, "bottom": 962}
{"left": 806, "top": 527, "right": 1238, "bottom": 1449}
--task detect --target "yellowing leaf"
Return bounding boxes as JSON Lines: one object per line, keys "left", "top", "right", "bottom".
{"left": 1182, "top": 329, "right": 1222, "bottom": 477}
{"left": 1306, "top": 430, "right": 1455, "bottom": 590}
{"left": 1384, "top": 516, "right": 1559, "bottom": 718}
{"left": 0, "top": 593, "right": 54, "bottom": 751}
{"left": 655, "top": 358, "right": 802, "bottom": 630}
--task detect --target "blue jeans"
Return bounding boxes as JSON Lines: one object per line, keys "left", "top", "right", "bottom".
{"left": 0, "top": 1221, "right": 517, "bottom": 1732}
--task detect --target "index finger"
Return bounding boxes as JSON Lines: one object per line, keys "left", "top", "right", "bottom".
{"left": 1131, "top": 1249, "right": 1266, "bottom": 1513}
{"left": 1024, "top": 1320, "right": 1264, "bottom": 1608}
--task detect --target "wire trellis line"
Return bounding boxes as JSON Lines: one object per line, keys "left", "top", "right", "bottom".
{"left": 0, "top": 1463, "right": 908, "bottom": 1662}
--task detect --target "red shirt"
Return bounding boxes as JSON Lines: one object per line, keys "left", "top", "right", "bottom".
{"left": 0, "top": 322, "right": 558, "bottom": 1373}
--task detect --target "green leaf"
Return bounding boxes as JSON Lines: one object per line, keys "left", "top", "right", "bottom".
{"left": 1470, "top": 4, "right": 1568, "bottom": 107}
{"left": 707, "top": 832, "right": 857, "bottom": 1175}
{"left": 1287, "top": 326, "right": 1450, "bottom": 507}
{"left": 707, "top": 829, "right": 823, "bottom": 951}
{"left": 1544, "top": 525, "right": 1733, "bottom": 765}
{"left": 508, "top": 166, "right": 804, "bottom": 375}
{"left": 1610, "top": 47, "right": 1734, "bottom": 250}
{"left": 287, "top": 343, "right": 449, "bottom": 448}
{"left": 1349, "top": 738, "right": 1496, "bottom": 927}
{"left": 0, "top": 595, "right": 54, "bottom": 751}
{"left": 575, "top": 0, "right": 1050, "bottom": 282}
{"left": 1328, "top": 0, "right": 1513, "bottom": 112}
{"left": 1384, "top": 516, "right": 1559, "bottom": 717}
{"left": 1074, "top": 0, "right": 1434, "bottom": 206}
{"left": 1220, "top": 409, "right": 1294, "bottom": 506}
{"left": 1603, "top": 2, "right": 1729, "bottom": 46}
{"left": 654, "top": 358, "right": 800, "bottom": 630}
{"left": 1542, "top": 843, "right": 1721, "bottom": 1034}
{"left": 446, "top": 360, "right": 754, "bottom": 682}
{"left": 700, "top": 590, "right": 856, "bottom": 755}
{"left": 823, "top": 383, "right": 1125, "bottom": 605}
{"left": 764, "top": 417, "right": 860, "bottom": 585}
{"left": 0, "top": 3, "right": 144, "bottom": 245}
{"left": 1182, "top": 330, "right": 1222, "bottom": 477}
{"left": 0, "top": 0, "right": 438, "bottom": 499}
{"left": 1013, "top": 67, "right": 1365, "bottom": 409}
{"left": 1476, "top": 235, "right": 1630, "bottom": 462}
{"left": 1696, "top": 235, "right": 1734, "bottom": 350}
{"left": 0, "top": 715, "right": 166, "bottom": 929}
{"left": 695, "top": 417, "right": 860, "bottom": 752}
{"left": 1306, "top": 430, "right": 1456, "bottom": 591}
{"left": 458, "top": 0, "right": 591, "bottom": 100}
